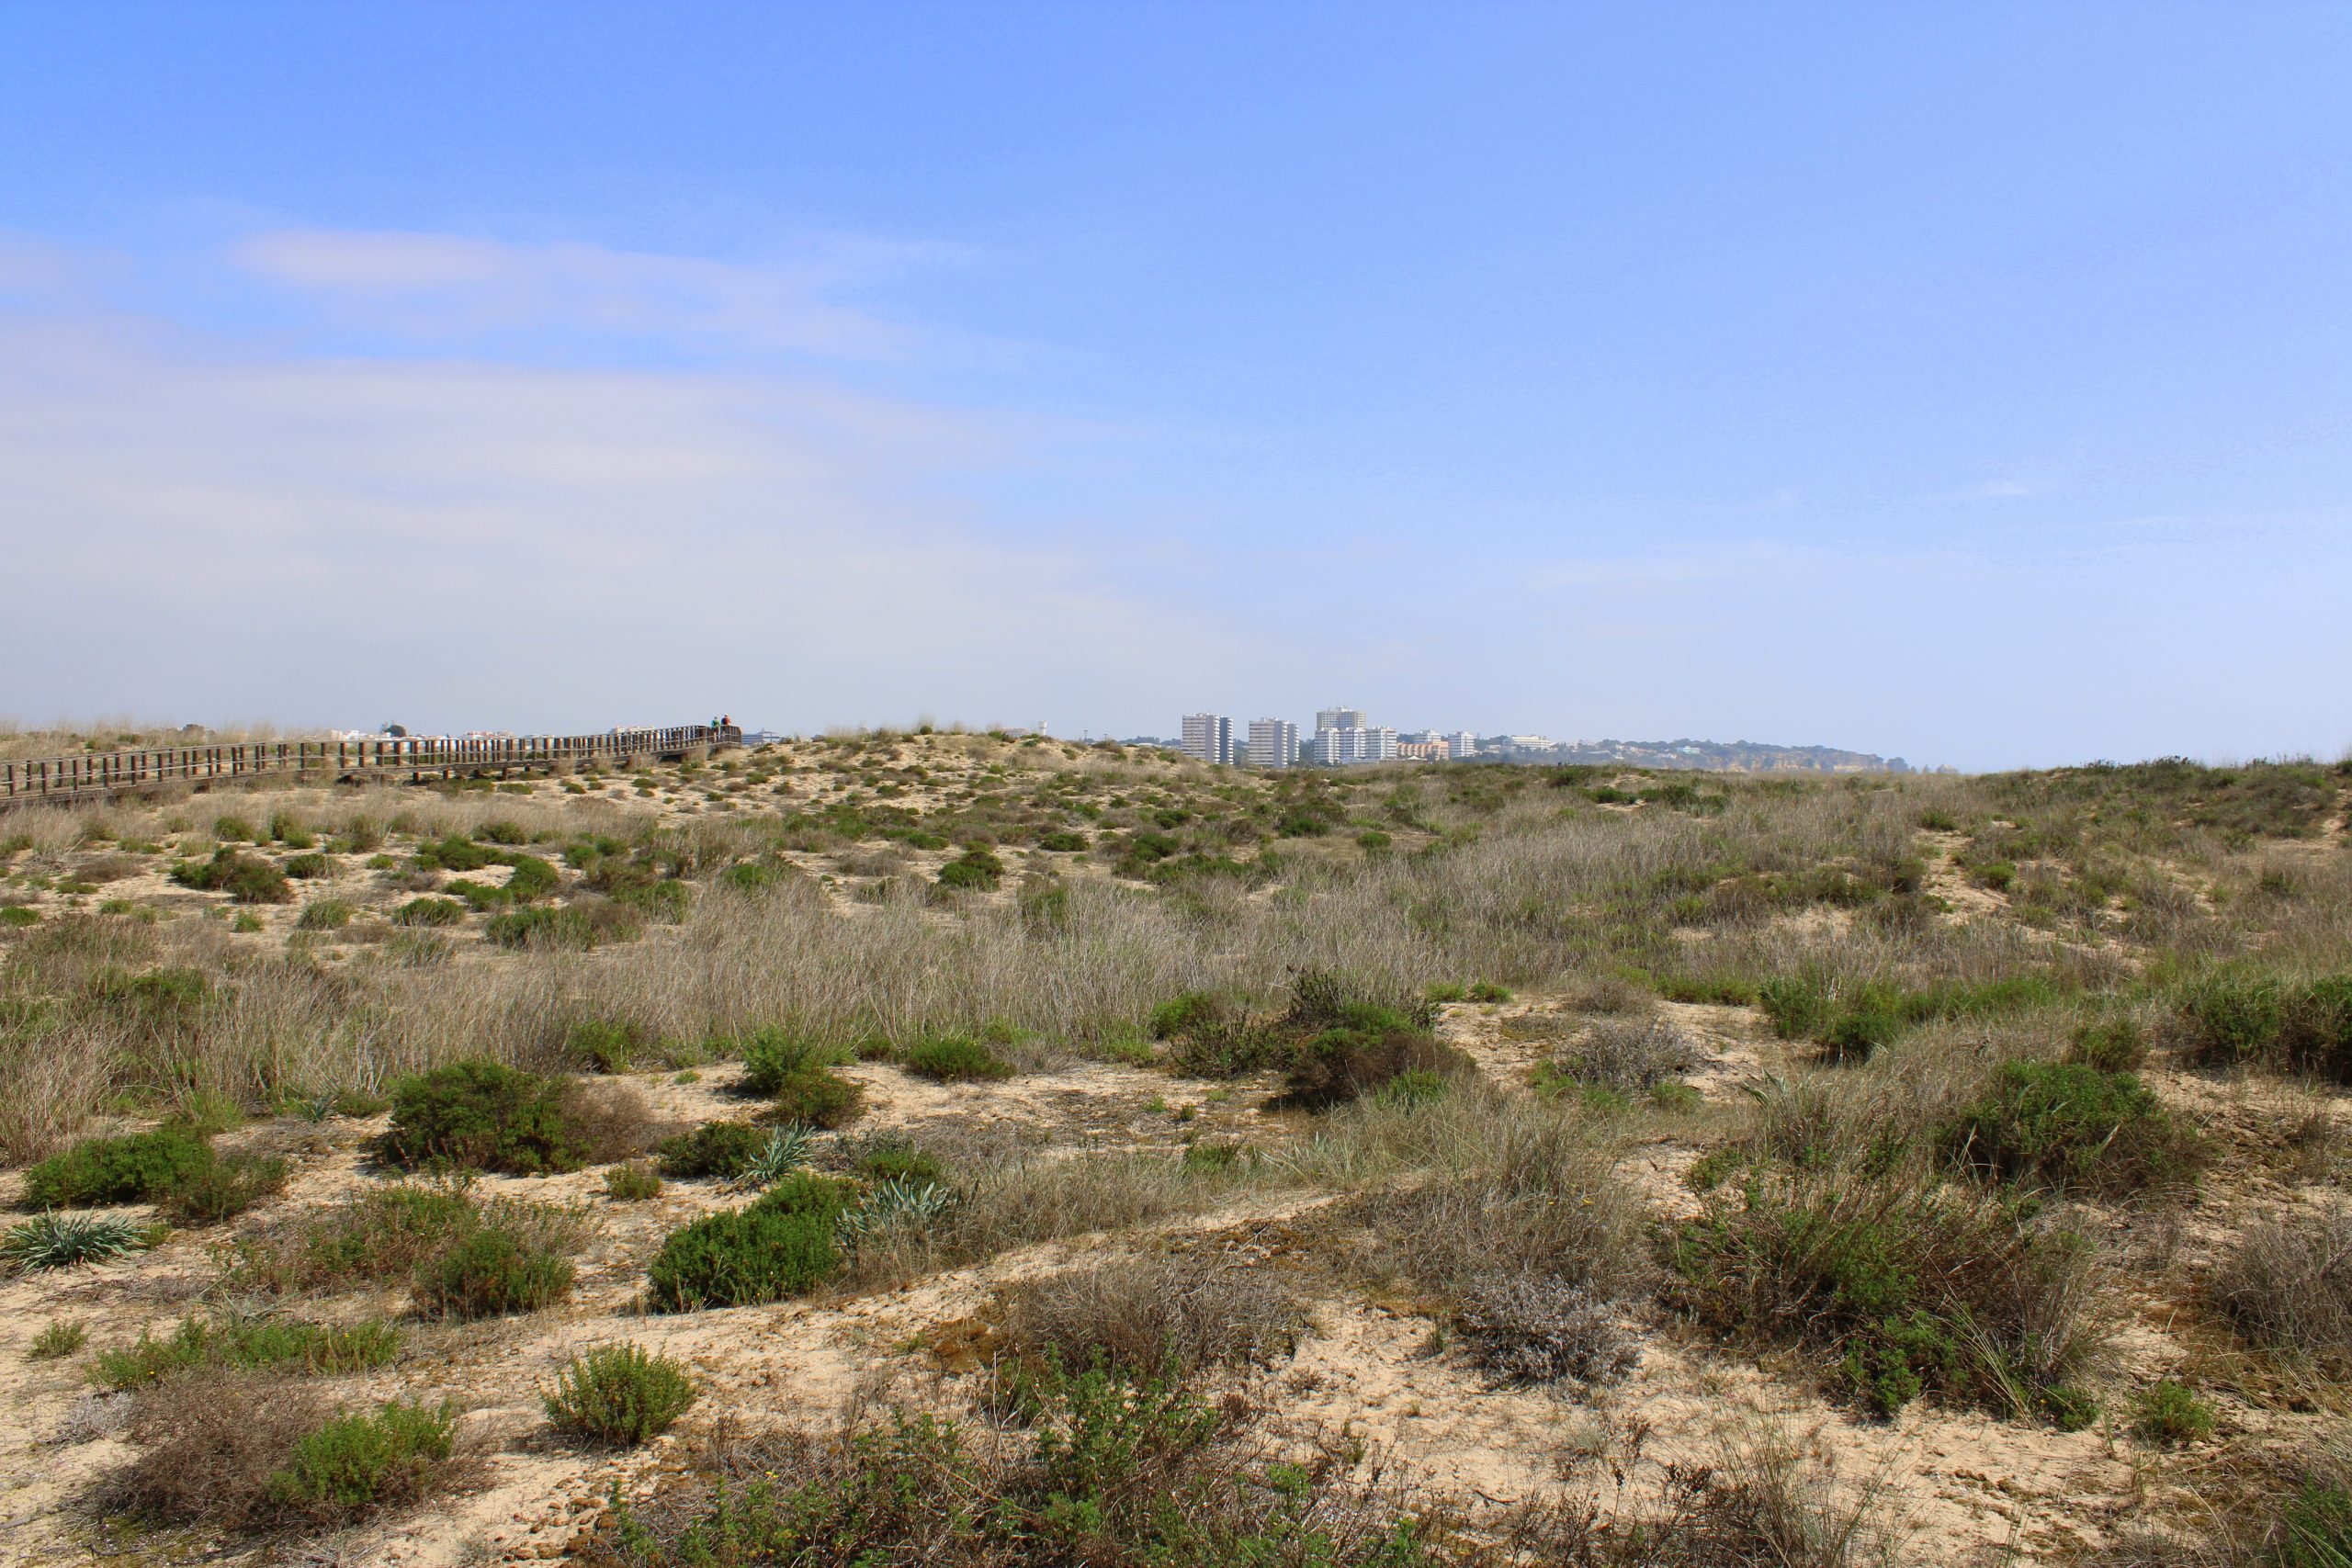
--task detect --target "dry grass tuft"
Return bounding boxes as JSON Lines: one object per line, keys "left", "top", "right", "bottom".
{"left": 992, "top": 1250, "right": 1307, "bottom": 1377}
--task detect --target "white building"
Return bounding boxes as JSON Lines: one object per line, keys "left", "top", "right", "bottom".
{"left": 1306, "top": 725, "right": 1397, "bottom": 765}
{"left": 1447, "top": 731, "right": 1478, "bottom": 759}
{"left": 1247, "top": 718, "right": 1298, "bottom": 768}
{"left": 1180, "top": 713, "right": 1235, "bottom": 765}
{"left": 1315, "top": 705, "right": 1367, "bottom": 732}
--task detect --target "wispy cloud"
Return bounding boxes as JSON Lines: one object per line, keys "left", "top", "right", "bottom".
{"left": 227, "top": 227, "right": 975, "bottom": 361}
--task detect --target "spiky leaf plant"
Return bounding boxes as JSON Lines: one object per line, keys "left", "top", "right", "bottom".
{"left": 735, "top": 1125, "right": 815, "bottom": 1190}
{"left": 4, "top": 1213, "right": 152, "bottom": 1273}
{"left": 836, "top": 1178, "right": 955, "bottom": 1250}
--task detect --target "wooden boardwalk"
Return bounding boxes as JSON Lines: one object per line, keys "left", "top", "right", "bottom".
{"left": 0, "top": 724, "right": 742, "bottom": 808}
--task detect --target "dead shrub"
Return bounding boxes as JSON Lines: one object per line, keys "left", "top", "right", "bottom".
{"left": 993, "top": 1250, "right": 1306, "bottom": 1377}
{"left": 2212, "top": 1205, "right": 2352, "bottom": 1365}
{"left": 107, "top": 1368, "right": 328, "bottom": 1529}
{"left": 1547, "top": 1016, "right": 1702, "bottom": 1094}
{"left": 560, "top": 1078, "right": 678, "bottom": 1164}
{"left": 1453, "top": 1272, "right": 1636, "bottom": 1387}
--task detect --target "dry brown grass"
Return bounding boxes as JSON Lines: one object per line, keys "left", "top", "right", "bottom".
{"left": 2212, "top": 1204, "right": 2352, "bottom": 1367}
{"left": 991, "top": 1249, "right": 1307, "bottom": 1376}
{"left": 107, "top": 1368, "right": 329, "bottom": 1529}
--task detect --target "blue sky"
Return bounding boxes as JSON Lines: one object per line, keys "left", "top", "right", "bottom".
{"left": 2, "top": 2, "right": 2346, "bottom": 768}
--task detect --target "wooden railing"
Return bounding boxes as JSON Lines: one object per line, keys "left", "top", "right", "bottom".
{"left": 0, "top": 725, "right": 742, "bottom": 807}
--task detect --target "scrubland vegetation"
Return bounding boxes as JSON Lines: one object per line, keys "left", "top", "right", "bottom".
{"left": 0, "top": 729, "right": 2348, "bottom": 1563}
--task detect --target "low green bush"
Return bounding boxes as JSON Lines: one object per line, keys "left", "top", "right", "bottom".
{"left": 392, "top": 897, "right": 467, "bottom": 927}
{"left": 566, "top": 1019, "right": 646, "bottom": 1073}
{"left": 265, "top": 1400, "right": 456, "bottom": 1518}
{"left": 2068, "top": 1018, "right": 2147, "bottom": 1072}
{"left": 2184, "top": 972, "right": 2352, "bottom": 1080}
{"left": 413, "top": 1227, "right": 576, "bottom": 1319}
{"left": 296, "top": 898, "right": 356, "bottom": 931}
{"left": 935, "top": 847, "right": 1005, "bottom": 891}
{"left": 93, "top": 1314, "right": 400, "bottom": 1389}
{"left": 901, "top": 1034, "right": 1014, "bottom": 1083}
{"left": 1668, "top": 1172, "right": 2102, "bottom": 1423}
{"left": 484, "top": 905, "right": 600, "bottom": 948}
{"left": 857, "top": 1139, "right": 947, "bottom": 1188}
{"left": 1944, "top": 1060, "right": 2204, "bottom": 1198}
{"left": 543, "top": 1344, "right": 697, "bottom": 1445}
{"left": 2132, "top": 1379, "right": 2214, "bottom": 1447}
{"left": 764, "top": 1066, "right": 864, "bottom": 1129}
{"left": 739, "top": 1030, "right": 823, "bottom": 1094}
{"left": 1035, "top": 830, "right": 1088, "bottom": 852}
{"left": 658, "top": 1120, "right": 766, "bottom": 1179}
{"left": 23, "top": 1126, "right": 214, "bottom": 1208}
{"left": 605, "top": 1161, "right": 663, "bottom": 1201}
{"left": 645, "top": 1180, "right": 850, "bottom": 1312}
{"left": 171, "top": 849, "right": 294, "bottom": 904}
{"left": 28, "top": 1320, "right": 85, "bottom": 1359}
{"left": 161, "top": 1151, "right": 288, "bottom": 1225}
{"left": 383, "top": 1060, "right": 587, "bottom": 1175}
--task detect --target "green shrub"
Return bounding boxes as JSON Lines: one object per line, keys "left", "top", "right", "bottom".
{"left": 567, "top": 1018, "right": 646, "bottom": 1073}
{"left": 2132, "top": 1379, "right": 2214, "bottom": 1447}
{"left": 1149, "top": 991, "right": 1232, "bottom": 1040}
{"left": 606, "top": 1161, "right": 663, "bottom": 1201}
{"left": 211, "top": 815, "right": 258, "bottom": 842}
{"left": 267, "top": 812, "right": 316, "bottom": 848}
{"left": 614, "top": 877, "right": 692, "bottom": 922}
{"left": 902, "top": 1035, "right": 1014, "bottom": 1083}
{"left": 392, "top": 897, "right": 467, "bottom": 927}
{"left": 1283, "top": 1022, "right": 1470, "bottom": 1110}
{"left": 1036, "top": 830, "right": 1088, "bottom": 852}
{"left": 384, "top": 1060, "right": 587, "bottom": 1174}
{"left": 2278, "top": 1481, "right": 2352, "bottom": 1568}
{"left": 93, "top": 1314, "right": 400, "bottom": 1388}
{"left": 171, "top": 849, "right": 293, "bottom": 904}
{"left": 543, "top": 1344, "right": 697, "bottom": 1445}
{"left": 1669, "top": 1172, "right": 2103, "bottom": 1423}
{"left": 2185, "top": 973, "right": 2287, "bottom": 1063}
{"left": 415, "top": 834, "right": 499, "bottom": 872}
{"left": 764, "top": 1066, "right": 864, "bottom": 1129}
{"left": 1466, "top": 982, "right": 1511, "bottom": 1003}
{"left": 296, "top": 898, "right": 356, "bottom": 931}
{"left": 1423, "top": 982, "right": 1466, "bottom": 1004}
{"left": 23, "top": 1126, "right": 214, "bottom": 1208}
{"left": 2068, "top": 1018, "right": 2147, "bottom": 1072}
{"left": 935, "top": 847, "right": 1005, "bottom": 891}
{"left": 502, "top": 854, "right": 560, "bottom": 901}
{"left": 484, "top": 905, "right": 600, "bottom": 948}
{"left": 858, "top": 1139, "right": 947, "bottom": 1188}
{"left": 739, "top": 1029, "right": 823, "bottom": 1094}
{"left": 646, "top": 1197, "right": 842, "bottom": 1312}
{"left": 413, "top": 1227, "right": 575, "bottom": 1319}
{"left": 161, "top": 1152, "right": 288, "bottom": 1225}
{"left": 265, "top": 1400, "right": 456, "bottom": 1518}
{"left": 1945, "top": 1060, "right": 2204, "bottom": 1198}
{"left": 0, "top": 905, "right": 37, "bottom": 928}
{"left": 658, "top": 1120, "right": 766, "bottom": 1179}
{"left": 281, "top": 852, "right": 334, "bottom": 880}
{"left": 475, "top": 820, "right": 528, "bottom": 846}
{"left": 28, "top": 1320, "right": 86, "bottom": 1359}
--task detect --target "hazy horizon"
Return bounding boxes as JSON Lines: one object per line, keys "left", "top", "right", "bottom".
{"left": 4, "top": 4, "right": 2346, "bottom": 772}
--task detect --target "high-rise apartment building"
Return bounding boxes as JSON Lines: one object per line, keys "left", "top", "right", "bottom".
{"left": 1305, "top": 724, "right": 1397, "bottom": 765}
{"left": 1180, "top": 713, "right": 1235, "bottom": 764}
{"left": 1316, "top": 705, "right": 1367, "bottom": 732}
{"left": 1447, "top": 731, "right": 1478, "bottom": 759}
{"left": 1246, "top": 718, "right": 1298, "bottom": 768}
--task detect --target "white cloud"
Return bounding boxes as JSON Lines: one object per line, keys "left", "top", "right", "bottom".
{"left": 0, "top": 308, "right": 1278, "bottom": 731}
{"left": 227, "top": 228, "right": 974, "bottom": 361}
